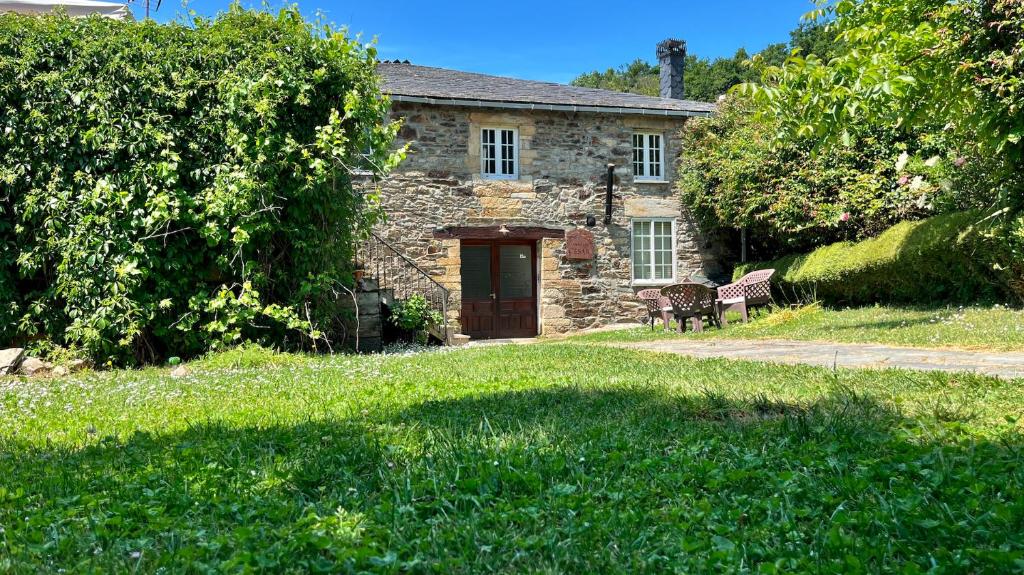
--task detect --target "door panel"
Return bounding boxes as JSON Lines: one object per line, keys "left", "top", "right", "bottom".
{"left": 460, "top": 241, "right": 538, "bottom": 340}
{"left": 496, "top": 244, "right": 537, "bottom": 338}
{"left": 461, "top": 245, "right": 497, "bottom": 339}
{"left": 499, "top": 245, "right": 533, "bottom": 298}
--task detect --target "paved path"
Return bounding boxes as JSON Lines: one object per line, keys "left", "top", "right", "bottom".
{"left": 606, "top": 339, "right": 1024, "bottom": 380}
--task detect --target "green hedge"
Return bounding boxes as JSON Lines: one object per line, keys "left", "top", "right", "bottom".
{"left": 734, "top": 211, "right": 1019, "bottom": 305}
{"left": 0, "top": 8, "right": 403, "bottom": 364}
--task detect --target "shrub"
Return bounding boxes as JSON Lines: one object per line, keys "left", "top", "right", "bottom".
{"left": 389, "top": 294, "right": 443, "bottom": 343}
{"left": 735, "top": 210, "right": 1021, "bottom": 305}
{"left": 679, "top": 96, "right": 1004, "bottom": 260}
{"left": 0, "top": 8, "right": 404, "bottom": 364}
{"left": 194, "top": 342, "right": 309, "bottom": 371}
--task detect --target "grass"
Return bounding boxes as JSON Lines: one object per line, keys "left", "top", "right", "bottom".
{"left": 572, "top": 304, "right": 1024, "bottom": 351}
{"left": 2, "top": 344, "right": 1024, "bottom": 572}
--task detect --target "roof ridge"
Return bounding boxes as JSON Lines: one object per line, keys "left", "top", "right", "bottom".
{"left": 377, "top": 61, "right": 716, "bottom": 116}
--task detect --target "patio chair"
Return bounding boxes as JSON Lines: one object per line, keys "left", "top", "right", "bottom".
{"left": 660, "top": 283, "right": 721, "bottom": 333}
{"left": 717, "top": 269, "right": 776, "bottom": 325}
{"left": 637, "top": 289, "right": 672, "bottom": 331}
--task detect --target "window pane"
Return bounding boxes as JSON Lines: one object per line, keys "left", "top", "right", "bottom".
{"left": 500, "top": 129, "right": 516, "bottom": 176}
{"left": 481, "top": 129, "right": 496, "bottom": 175}
{"left": 654, "top": 220, "right": 671, "bottom": 238}
{"left": 634, "top": 220, "right": 651, "bottom": 238}
{"left": 499, "top": 245, "right": 532, "bottom": 298}
{"left": 653, "top": 220, "right": 673, "bottom": 280}
{"left": 632, "top": 221, "right": 652, "bottom": 280}
{"left": 654, "top": 250, "right": 672, "bottom": 280}
{"left": 632, "top": 134, "right": 645, "bottom": 177}
{"left": 649, "top": 134, "right": 662, "bottom": 178}
{"left": 633, "top": 255, "right": 651, "bottom": 281}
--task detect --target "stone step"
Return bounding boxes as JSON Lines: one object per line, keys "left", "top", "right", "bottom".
{"left": 0, "top": 348, "right": 25, "bottom": 376}
{"left": 358, "top": 277, "right": 381, "bottom": 292}
{"left": 427, "top": 324, "right": 470, "bottom": 347}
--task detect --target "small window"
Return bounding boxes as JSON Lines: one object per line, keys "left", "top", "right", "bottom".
{"left": 481, "top": 127, "right": 518, "bottom": 179}
{"left": 631, "top": 218, "right": 675, "bottom": 284}
{"left": 632, "top": 133, "right": 664, "bottom": 182}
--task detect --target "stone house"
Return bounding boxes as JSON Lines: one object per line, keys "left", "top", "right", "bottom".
{"left": 369, "top": 39, "right": 720, "bottom": 341}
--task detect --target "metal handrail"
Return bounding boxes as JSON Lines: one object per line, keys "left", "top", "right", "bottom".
{"left": 358, "top": 232, "right": 451, "bottom": 344}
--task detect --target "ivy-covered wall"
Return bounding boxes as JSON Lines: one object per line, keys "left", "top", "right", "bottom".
{"left": 0, "top": 8, "right": 403, "bottom": 364}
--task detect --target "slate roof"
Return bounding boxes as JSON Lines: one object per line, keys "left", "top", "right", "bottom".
{"left": 378, "top": 62, "right": 716, "bottom": 117}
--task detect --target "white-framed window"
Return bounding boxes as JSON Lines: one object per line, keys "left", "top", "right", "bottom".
{"left": 632, "top": 133, "right": 664, "bottom": 182}
{"left": 481, "top": 127, "right": 518, "bottom": 179}
{"left": 631, "top": 218, "right": 676, "bottom": 284}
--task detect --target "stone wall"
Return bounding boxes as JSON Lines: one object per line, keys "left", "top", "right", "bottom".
{"left": 337, "top": 289, "right": 383, "bottom": 353}
{"left": 372, "top": 101, "right": 722, "bottom": 335}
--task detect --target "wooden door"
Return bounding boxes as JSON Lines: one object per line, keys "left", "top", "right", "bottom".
{"left": 495, "top": 243, "right": 538, "bottom": 338}
{"left": 460, "top": 241, "right": 537, "bottom": 339}
{"left": 461, "top": 244, "right": 497, "bottom": 339}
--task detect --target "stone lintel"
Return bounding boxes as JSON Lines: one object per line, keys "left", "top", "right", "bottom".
{"left": 433, "top": 226, "right": 566, "bottom": 241}
{"left": 624, "top": 198, "right": 682, "bottom": 218}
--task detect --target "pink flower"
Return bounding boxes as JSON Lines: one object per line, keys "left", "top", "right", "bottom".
{"left": 840, "top": 212, "right": 851, "bottom": 222}
{"left": 898, "top": 175, "right": 910, "bottom": 186}
{"left": 954, "top": 157, "right": 967, "bottom": 167}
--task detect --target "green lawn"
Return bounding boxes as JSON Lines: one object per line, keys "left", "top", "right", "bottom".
{"left": 2, "top": 344, "right": 1023, "bottom": 572}
{"left": 573, "top": 304, "right": 1024, "bottom": 351}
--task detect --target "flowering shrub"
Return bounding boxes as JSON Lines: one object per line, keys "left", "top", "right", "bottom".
{"left": 0, "top": 8, "right": 404, "bottom": 364}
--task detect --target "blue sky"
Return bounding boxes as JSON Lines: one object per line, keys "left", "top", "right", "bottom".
{"left": 156, "top": 0, "right": 818, "bottom": 83}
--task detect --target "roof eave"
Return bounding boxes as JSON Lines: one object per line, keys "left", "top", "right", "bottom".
{"left": 388, "top": 94, "right": 714, "bottom": 118}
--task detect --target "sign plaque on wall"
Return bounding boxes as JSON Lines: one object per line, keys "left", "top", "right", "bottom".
{"left": 565, "top": 228, "right": 595, "bottom": 260}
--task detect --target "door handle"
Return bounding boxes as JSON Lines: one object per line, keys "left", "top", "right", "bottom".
{"left": 490, "top": 293, "right": 496, "bottom": 300}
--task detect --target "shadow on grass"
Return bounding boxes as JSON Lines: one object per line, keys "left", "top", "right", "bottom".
{"left": 2, "top": 385, "right": 1023, "bottom": 572}
{"left": 823, "top": 317, "right": 937, "bottom": 332}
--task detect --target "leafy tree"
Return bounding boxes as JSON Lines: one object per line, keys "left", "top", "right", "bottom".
{"left": 789, "top": 20, "right": 839, "bottom": 58}
{"left": 0, "top": 7, "right": 404, "bottom": 364}
{"left": 678, "top": 96, "right": 998, "bottom": 258}
{"left": 571, "top": 59, "right": 660, "bottom": 97}
{"left": 738, "top": 0, "right": 1024, "bottom": 288}
{"left": 571, "top": 23, "right": 834, "bottom": 102}
{"left": 745, "top": 0, "right": 1024, "bottom": 185}
{"left": 573, "top": 49, "right": 777, "bottom": 102}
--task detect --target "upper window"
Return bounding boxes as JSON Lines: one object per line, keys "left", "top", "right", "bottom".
{"left": 632, "top": 133, "right": 664, "bottom": 182}
{"left": 631, "top": 218, "right": 676, "bottom": 284}
{"left": 481, "top": 128, "right": 518, "bottom": 179}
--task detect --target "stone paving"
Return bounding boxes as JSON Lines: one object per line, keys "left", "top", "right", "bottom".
{"left": 606, "top": 338, "right": 1024, "bottom": 380}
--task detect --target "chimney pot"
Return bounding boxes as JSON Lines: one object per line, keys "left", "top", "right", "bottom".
{"left": 657, "top": 39, "right": 687, "bottom": 100}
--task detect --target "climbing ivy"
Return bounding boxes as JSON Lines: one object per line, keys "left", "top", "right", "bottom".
{"left": 0, "top": 6, "right": 404, "bottom": 364}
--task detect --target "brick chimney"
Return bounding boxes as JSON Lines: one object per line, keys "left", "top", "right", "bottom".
{"left": 657, "top": 39, "right": 687, "bottom": 100}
